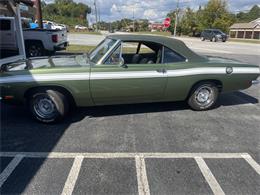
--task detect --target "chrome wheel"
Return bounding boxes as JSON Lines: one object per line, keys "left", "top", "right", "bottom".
{"left": 195, "top": 86, "right": 214, "bottom": 107}
{"left": 33, "top": 96, "right": 57, "bottom": 119}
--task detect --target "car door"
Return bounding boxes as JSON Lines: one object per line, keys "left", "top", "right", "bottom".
{"left": 90, "top": 41, "right": 168, "bottom": 105}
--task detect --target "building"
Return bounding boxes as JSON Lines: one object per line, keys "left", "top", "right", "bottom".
{"left": 229, "top": 18, "right": 260, "bottom": 39}
{"left": 149, "top": 22, "right": 164, "bottom": 31}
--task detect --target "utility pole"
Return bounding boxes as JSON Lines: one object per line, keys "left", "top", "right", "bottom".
{"left": 132, "top": 8, "right": 135, "bottom": 32}
{"left": 173, "top": 0, "right": 179, "bottom": 37}
{"left": 35, "top": 0, "right": 43, "bottom": 28}
{"left": 94, "top": 0, "right": 98, "bottom": 32}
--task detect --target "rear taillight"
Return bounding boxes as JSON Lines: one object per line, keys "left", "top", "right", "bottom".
{"left": 52, "top": 34, "right": 58, "bottom": 43}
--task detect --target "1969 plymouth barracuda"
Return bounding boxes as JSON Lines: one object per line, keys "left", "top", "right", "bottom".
{"left": 1, "top": 35, "right": 259, "bottom": 123}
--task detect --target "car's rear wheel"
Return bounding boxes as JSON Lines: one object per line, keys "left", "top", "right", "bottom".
{"left": 29, "top": 89, "right": 69, "bottom": 123}
{"left": 26, "top": 42, "right": 45, "bottom": 57}
{"left": 188, "top": 82, "right": 219, "bottom": 111}
{"left": 212, "top": 36, "right": 218, "bottom": 42}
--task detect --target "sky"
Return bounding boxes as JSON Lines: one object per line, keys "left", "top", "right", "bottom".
{"left": 45, "top": 0, "right": 260, "bottom": 23}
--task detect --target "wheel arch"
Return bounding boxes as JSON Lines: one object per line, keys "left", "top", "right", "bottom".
{"left": 25, "top": 39, "right": 44, "bottom": 47}
{"left": 186, "top": 79, "right": 223, "bottom": 100}
{"left": 24, "top": 85, "right": 76, "bottom": 108}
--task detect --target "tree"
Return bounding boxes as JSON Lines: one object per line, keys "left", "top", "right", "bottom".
{"left": 42, "top": 0, "right": 91, "bottom": 27}
{"left": 236, "top": 5, "right": 260, "bottom": 22}
{"left": 198, "top": 0, "right": 235, "bottom": 33}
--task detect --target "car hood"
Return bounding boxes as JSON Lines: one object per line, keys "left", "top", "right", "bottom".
{"left": 3, "top": 55, "right": 90, "bottom": 72}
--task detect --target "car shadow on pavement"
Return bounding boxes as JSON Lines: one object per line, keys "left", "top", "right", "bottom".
{"left": 0, "top": 91, "right": 258, "bottom": 193}
{"left": 218, "top": 91, "right": 259, "bottom": 107}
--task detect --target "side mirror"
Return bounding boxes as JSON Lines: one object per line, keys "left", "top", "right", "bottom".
{"left": 119, "top": 57, "right": 127, "bottom": 68}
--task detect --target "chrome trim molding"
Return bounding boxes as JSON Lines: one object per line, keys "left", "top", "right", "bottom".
{"left": 0, "top": 67, "right": 259, "bottom": 84}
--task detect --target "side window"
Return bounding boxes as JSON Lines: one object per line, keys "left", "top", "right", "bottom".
{"left": 104, "top": 45, "right": 121, "bottom": 65}
{"left": 139, "top": 44, "right": 155, "bottom": 55}
{"left": 121, "top": 42, "right": 159, "bottom": 64}
{"left": 163, "top": 47, "right": 186, "bottom": 63}
{"left": 122, "top": 42, "right": 138, "bottom": 54}
{"left": 0, "top": 20, "right": 11, "bottom": 31}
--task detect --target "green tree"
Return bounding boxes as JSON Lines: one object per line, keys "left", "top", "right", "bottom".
{"left": 236, "top": 5, "right": 260, "bottom": 22}
{"left": 42, "top": 0, "right": 91, "bottom": 27}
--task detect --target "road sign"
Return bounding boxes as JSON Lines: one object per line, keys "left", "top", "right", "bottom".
{"left": 163, "top": 17, "right": 171, "bottom": 28}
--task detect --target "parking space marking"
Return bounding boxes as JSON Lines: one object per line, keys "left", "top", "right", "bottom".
{"left": 0, "top": 152, "right": 250, "bottom": 159}
{"left": 135, "top": 156, "right": 150, "bottom": 195}
{"left": 0, "top": 155, "right": 24, "bottom": 188}
{"left": 1, "top": 152, "right": 259, "bottom": 195}
{"left": 61, "top": 156, "right": 84, "bottom": 195}
{"left": 241, "top": 154, "right": 260, "bottom": 175}
{"left": 195, "top": 157, "right": 225, "bottom": 195}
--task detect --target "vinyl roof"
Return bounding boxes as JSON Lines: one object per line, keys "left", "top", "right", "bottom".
{"left": 107, "top": 34, "right": 206, "bottom": 62}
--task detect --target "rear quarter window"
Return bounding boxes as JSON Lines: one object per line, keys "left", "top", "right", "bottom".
{"left": 0, "top": 20, "right": 11, "bottom": 30}
{"left": 163, "top": 47, "right": 186, "bottom": 63}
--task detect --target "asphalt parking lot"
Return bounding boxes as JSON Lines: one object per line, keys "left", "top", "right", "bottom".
{"left": 1, "top": 35, "right": 260, "bottom": 194}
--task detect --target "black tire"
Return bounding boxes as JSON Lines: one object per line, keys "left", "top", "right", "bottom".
{"left": 29, "top": 89, "right": 69, "bottom": 123}
{"left": 188, "top": 82, "right": 219, "bottom": 111}
{"left": 26, "top": 42, "right": 45, "bottom": 57}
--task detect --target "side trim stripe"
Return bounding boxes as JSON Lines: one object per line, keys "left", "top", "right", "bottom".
{"left": 0, "top": 67, "right": 259, "bottom": 84}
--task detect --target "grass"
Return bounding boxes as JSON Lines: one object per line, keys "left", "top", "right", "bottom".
{"left": 228, "top": 38, "right": 260, "bottom": 44}
{"left": 66, "top": 45, "right": 95, "bottom": 53}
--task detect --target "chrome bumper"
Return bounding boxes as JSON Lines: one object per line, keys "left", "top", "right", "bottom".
{"left": 252, "top": 80, "right": 260, "bottom": 85}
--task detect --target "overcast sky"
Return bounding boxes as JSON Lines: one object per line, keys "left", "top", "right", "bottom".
{"left": 45, "top": 0, "right": 259, "bottom": 23}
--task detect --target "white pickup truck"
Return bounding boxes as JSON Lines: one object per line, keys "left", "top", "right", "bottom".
{"left": 0, "top": 17, "right": 68, "bottom": 58}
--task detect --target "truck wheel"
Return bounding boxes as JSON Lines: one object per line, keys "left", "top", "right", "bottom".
{"left": 188, "top": 82, "right": 219, "bottom": 111}
{"left": 29, "top": 89, "right": 69, "bottom": 123}
{"left": 26, "top": 42, "right": 45, "bottom": 57}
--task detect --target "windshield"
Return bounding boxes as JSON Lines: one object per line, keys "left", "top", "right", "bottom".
{"left": 89, "top": 38, "right": 117, "bottom": 63}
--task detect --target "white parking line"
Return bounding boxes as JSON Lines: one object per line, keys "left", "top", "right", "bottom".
{"left": 61, "top": 156, "right": 84, "bottom": 195}
{"left": 1, "top": 152, "right": 259, "bottom": 194}
{"left": 195, "top": 157, "right": 225, "bottom": 195}
{"left": 0, "top": 154, "right": 24, "bottom": 188}
{"left": 135, "top": 156, "right": 150, "bottom": 195}
{"left": 0, "top": 152, "right": 250, "bottom": 159}
{"left": 241, "top": 154, "right": 260, "bottom": 175}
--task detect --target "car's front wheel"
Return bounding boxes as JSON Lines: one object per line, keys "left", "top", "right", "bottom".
{"left": 29, "top": 89, "right": 69, "bottom": 123}
{"left": 188, "top": 82, "right": 219, "bottom": 111}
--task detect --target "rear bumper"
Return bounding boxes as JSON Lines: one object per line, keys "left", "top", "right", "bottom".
{"left": 252, "top": 80, "right": 260, "bottom": 85}
{"left": 54, "top": 41, "right": 69, "bottom": 51}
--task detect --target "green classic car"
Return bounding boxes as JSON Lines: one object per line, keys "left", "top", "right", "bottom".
{"left": 1, "top": 35, "right": 259, "bottom": 123}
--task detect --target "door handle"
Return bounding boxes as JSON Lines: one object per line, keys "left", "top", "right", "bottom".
{"left": 156, "top": 68, "right": 167, "bottom": 73}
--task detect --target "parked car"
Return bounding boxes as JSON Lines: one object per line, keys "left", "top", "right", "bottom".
{"left": 201, "top": 29, "right": 228, "bottom": 42}
{"left": 0, "top": 17, "right": 68, "bottom": 58}
{"left": 75, "top": 25, "right": 88, "bottom": 30}
{"left": 42, "top": 20, "right": 67, "bottom": 31}
{"left": 1, "top": 35, "right": 259, "bottom": 123}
